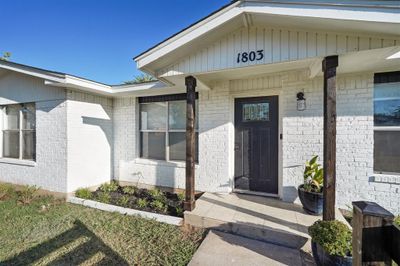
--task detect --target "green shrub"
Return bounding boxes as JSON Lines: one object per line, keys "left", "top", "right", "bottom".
{"left": 97, "top": 192, "right": 111, "bottom": 204}
{"left": 151, "top": 199, "right": 167, "bottom": 213}
{"left": 75, "top": 188, "right": 92, "bottom": 200}
{"left": 17, "top": 185, "right": 40, "bottom": 205}
{"left": 395, "top": 216, "right": 400, "bottom": 226}
{"left": 136, "top": 198, "right": 148, "bottom": 209}
{"left": 122, "top": 186, "right": 136, "bottom": 195}
{"left": 177, "top": 192, "right": 185, "bottom": 202}
{"left": 0, "top": 183, "right": 15, "bottom": 201}
{"left": 309, "top": 220, "right": 352, "bottom": 257}
{"left": 175, "top": 206, "right": 184, "bottom": 217}
{"left": 149, "top": 189, "right": 163, "bottom": 198}
{"left": 118, "top": 195, "right": 130, "bottom": 207}
{"left": 99, "top": 181, "right": 119, "bottom": 193}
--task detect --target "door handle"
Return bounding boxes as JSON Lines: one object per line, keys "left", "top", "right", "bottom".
{"left": 234, "top": 143, "right": 240, "bottom": 151}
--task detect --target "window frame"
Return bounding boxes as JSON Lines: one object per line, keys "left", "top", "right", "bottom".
{"left": 373, "top": 72, "right": 400, "bottom": 175}
{"left": 0, "top": 103, "right": 36, "bottom": 161}
{"left": 139, "top": 94, "right": 198, "bottom": 163}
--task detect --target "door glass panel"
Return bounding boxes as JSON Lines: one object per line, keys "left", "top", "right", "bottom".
{"left": 242, "top": 103, "right": 269, "bottom": 122}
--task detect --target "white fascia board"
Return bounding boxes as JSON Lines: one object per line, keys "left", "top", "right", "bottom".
{"left": 110, "top": 81, "right": 166, "bottom": 94}
{"left": 242, "top": 2, "right": 400, "bottom": 24}
{"left": 45, "top": 79, "right": 169, "bottom": 97}
{"left": 135, "top": 2, "right": 242, "bottom": 69}
{"left": 0, "top": 63, "right": 65, "bottom": 83}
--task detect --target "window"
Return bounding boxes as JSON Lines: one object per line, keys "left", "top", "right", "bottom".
{"left": 139, "top": 94, "right": 198, "bottom": 162}
{"left": 374, "top": 72, "right": 400, "bottom": 174}
{"left": 0, "top": 103, "right": 36, "bottom": 161}
{"left": 242, "top": 102, "right": 270, "bottom": 122}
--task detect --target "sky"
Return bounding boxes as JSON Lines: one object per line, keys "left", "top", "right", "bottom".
{"left": 1, "top": 0, "right": 230, "bottom": 85}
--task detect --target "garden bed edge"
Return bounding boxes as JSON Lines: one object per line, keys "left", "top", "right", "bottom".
{"left": 67, "top": 196, "right": 183, "bottom": 226}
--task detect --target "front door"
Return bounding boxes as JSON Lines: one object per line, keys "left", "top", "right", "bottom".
{"left": 234, "top": 96, "right": 279, "bottom": 194}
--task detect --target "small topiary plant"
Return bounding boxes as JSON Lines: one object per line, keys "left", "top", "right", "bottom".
{"left": 0, "top": 183, "right": 15, "bottom": 201}
{"left": 75, "top": 188, "right": 93, "bottom": 200}
{"left": 309, "top": 220, "right": 352, "bottom": 257}
{"left": 118, "top": 195, "right": 130, "bottom": 207}
{"left": 122, "top": 186, "right": 136, "bottom": 195}
{"left": 97, "top": 192, "right": 111, "bottom": 203}
{"left": 136, "top": 198, "right": 148, "bottom": 209}
{"left": 17, "top": 185, "right": 40, "bottom": 205}
{"left": 99, "top": 180, "right": 119, "bottom": 193}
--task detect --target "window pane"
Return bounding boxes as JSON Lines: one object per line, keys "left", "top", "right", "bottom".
{"left": 169, "top": 101, "right": 186, "bottom": 130}
{"left": 243, "top": 103, "right": 269, "bottom": 122}
{"left": 22, "top": 131, "right": 36, "bottom": 160}
{"left": 169, "top": 132, "right": 198, "bottom": 162}
{"left": 4, "top": 105, "right": 20, "bottom": 130}
{"left": 141, "top": 132, "right": 165, "bottom": 160}
{"left": 22, "top": 104, "right": 36, "bottom": 130}
{"left": 3, "top": 131, "right": 19, "bottom": 158}
{"left": 374, "top": 131, "right": 400, "bottom": 173}
{"left": 374, "top": 82, "right": 400, "bottom": 126}
{"left": 168, "top": 100, "right": 199, "bottom": 130}
{"left": 140, "top": 102, "right": 166, "bottom": 130}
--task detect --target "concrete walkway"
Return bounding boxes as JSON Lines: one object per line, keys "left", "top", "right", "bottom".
{"left": 189, "top": 230, "right": 315, "bottom": 266}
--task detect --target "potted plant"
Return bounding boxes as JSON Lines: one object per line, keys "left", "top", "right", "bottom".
{"left": 309, "top": 220, "right": 352, "bottom": 266}
{"left": 298, "top": 155, "right": 324, "bottom": 215}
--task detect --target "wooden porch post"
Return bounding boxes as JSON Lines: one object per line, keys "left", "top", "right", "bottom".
{"left": 184, "top": 76, "right": 196, "bottom": 211}
{"left": 322, "top": 55, "right": 338, "bottom": 221}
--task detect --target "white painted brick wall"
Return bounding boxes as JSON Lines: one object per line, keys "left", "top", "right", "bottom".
{"left": 0, "top": 73, "right": 68, "bottom": 192}
{"left": 112, "top": 70, "right": 399, "bottom": 214}
{"left": 66, "top": 90, "right": 113, "bottom": 192}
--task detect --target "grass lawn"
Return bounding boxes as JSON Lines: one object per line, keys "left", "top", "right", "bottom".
{"left": 0, "top": 195, "right": 204, "bottom": 266}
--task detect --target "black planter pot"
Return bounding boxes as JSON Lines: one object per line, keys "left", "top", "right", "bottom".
{"left": 311, "top": 241, "right": 352, "bottom": 266}
{"left": 298, "top": 185, "right": 323, "bottom": 215}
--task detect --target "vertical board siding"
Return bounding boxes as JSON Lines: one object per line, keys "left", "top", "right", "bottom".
{"left": 158, "top": 26, "right": 399, "bottom": 77}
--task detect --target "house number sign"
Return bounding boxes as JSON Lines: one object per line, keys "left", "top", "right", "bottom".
{"left": 236, "top": 50, "right": 264, "bottom": 63}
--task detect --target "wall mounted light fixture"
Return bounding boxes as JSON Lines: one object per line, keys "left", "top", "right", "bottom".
{"left": 297, "top": 92, "right": 306, "bottom": 111}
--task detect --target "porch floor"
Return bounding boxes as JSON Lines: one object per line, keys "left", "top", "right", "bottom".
{"left": 185, "top": 192, "right": 347, "bottom": 252}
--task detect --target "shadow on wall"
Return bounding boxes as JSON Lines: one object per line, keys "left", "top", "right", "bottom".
{"left": 1, "top": 220, "right": 128, "bottom": 265}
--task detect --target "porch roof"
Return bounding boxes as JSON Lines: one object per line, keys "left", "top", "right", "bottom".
{"left": 134, "top": 0, "right": 400, "bottom": 78}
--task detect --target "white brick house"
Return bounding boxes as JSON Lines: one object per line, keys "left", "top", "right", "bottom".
{"left": 0, "top": 0, "right": 399, "bottom": 214}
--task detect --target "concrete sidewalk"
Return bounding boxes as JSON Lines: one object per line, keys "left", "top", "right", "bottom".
{"left": 189, "top": 230, "right": 315, "bottom": 266}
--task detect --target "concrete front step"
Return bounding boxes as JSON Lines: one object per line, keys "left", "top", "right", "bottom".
{"left": 184, "top": 192, "right": 349, "bottom": 250}
{"left": 185, "top": 211, "right": 309, "bottom": 249}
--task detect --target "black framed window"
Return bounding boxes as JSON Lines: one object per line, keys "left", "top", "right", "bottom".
{"left": 139, "top": 94, "right": 198, "bottom": 162}
{"left": 374, "top": 72, "right": 400, "bottom": 174}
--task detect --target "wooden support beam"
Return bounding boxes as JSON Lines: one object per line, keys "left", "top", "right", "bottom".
{"left": 184, "top": 76, "right": 196, "bottom": 211}
{"left": 322, "top": 55, "right": 338, "bottom": 221}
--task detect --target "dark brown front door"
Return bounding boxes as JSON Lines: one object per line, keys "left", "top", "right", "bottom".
{"left": 234, "top": 96, "right": 279, "bottom": 194}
